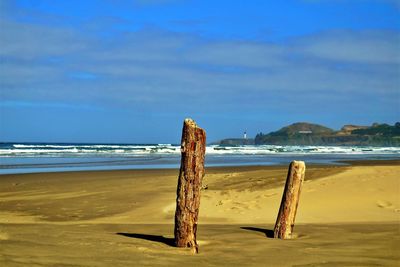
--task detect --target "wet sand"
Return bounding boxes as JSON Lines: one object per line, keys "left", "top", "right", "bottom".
{"left": 0, "top": 161, "right": 399, "bottom": 266}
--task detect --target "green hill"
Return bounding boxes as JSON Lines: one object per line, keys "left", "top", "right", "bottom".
{"left": 270, "top": 122, "right": 334, "bottom": 136}
{"left": 252, "top": 122, "right": 400, "bottom": 146}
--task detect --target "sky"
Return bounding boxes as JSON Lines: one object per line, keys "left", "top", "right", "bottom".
{"left": 0, "top": 0, "right": 399, "bottom": 143}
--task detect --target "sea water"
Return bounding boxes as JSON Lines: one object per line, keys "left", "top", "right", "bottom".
{"left": 0, "top": 142, "right": 399, "bottom": 174}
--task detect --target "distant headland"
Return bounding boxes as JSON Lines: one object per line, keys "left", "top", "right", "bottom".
{"left": 216, "top": 122, "right": 400, "bottom": 146}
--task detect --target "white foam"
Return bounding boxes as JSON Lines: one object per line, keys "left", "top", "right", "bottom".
{"left": 1, "top": 144, "right": 399, "bottom": 158}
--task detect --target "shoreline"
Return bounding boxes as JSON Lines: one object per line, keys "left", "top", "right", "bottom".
{"left": 1, "top": 148, "right": 399, "bottom": 175}
{"left": 1, "top": 159, "right": 399, "bottom": 266}
{"left": 1, "top": 158, "right": 399, "bottom": 177}
{"left": 1, "top": 160, "right": 398, "bottom": 224}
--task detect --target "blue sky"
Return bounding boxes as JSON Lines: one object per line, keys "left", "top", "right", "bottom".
{"left": 0, "top": 0, "right": 399, "bottom": 143}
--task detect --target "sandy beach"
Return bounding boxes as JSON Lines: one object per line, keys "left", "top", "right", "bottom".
{"left": 0, "top": 161, "right": 399, "bottom": 266}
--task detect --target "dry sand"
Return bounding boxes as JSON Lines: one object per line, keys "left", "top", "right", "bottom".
{"left": 0, "top": 161, "right": 399, "bottom": 266}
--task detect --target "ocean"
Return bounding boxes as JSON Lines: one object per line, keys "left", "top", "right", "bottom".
{"left": 0, "top": 142, "right": 399, "bottom": 174}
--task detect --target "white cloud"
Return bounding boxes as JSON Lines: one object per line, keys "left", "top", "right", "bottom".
{"left": 293, "top": 30, "right": 400, "bottom": 64}
{"left": 182, "top": 41, "right": 287, "bottom": 68}
{"left": 0, "top": 19, "right": 89, "bottom": 60}
{"left": 0, "top": 15, "right": 398, "bottom": 114}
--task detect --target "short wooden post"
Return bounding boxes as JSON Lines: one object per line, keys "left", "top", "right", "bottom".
{"left": 274, "top": 160, "right": 305, "bottom": 239}
{"left": 174, "top": 118, "right": 206, "bottom": 253}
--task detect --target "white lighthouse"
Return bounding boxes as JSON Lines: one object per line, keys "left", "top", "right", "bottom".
{"left": 243, "top": 131, "right": 247, "bottom": 139}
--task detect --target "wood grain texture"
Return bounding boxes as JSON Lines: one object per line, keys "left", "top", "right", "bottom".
{"left": 274, "top": 161, "right": 305, "bottom": 239}
{"left": 174, "top": 118, "right": 206, "bottom": 253}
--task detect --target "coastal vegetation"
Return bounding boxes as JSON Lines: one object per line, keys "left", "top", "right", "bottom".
{"left": 219, "top": 122, "right": 400, "bottom": 146}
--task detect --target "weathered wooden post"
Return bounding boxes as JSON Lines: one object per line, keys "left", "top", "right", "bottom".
{"left": 174, "top": 118, "right": 206, "bottom": 253}
{"left": 274, "top": 160, "right": 305, "bottom": 239}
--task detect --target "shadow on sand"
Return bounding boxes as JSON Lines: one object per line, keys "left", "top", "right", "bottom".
{"left": 117, "top": 233, "right": 175, "bottom": 247}
{"left": 240, "top": 227, "right": 274, "bottom": 238}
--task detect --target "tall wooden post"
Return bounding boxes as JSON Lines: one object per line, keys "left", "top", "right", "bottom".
{"left": 174, "top": 118, "right": 206, "bottom": 253}
{"left": 274, "top": 160, "right": 305, "bottom": 239}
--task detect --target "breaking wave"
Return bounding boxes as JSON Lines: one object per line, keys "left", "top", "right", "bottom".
{"left": 1, "top": 143, "right": 399, "bottom": 158}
